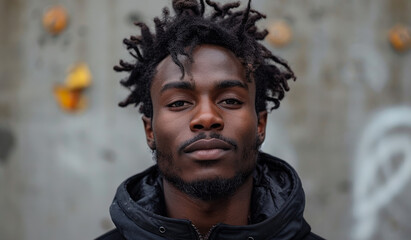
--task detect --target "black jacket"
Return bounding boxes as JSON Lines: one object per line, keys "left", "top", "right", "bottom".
{"left": 97, "top": 152, "right": 324, "bottom": 240}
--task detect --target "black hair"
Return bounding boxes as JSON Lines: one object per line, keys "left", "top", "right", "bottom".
{"left": 114, "top": 0, "right": 296, "bottom": 117}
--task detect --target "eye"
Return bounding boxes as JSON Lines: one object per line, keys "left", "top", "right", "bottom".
{"left": 221, "top": 99, "right": 243, "bottom": 105}
{"left": 220, "top": 98, "right": 243, "bottom": 108}
{"left": 167, "top": 100, "right": 191, "bottom": 109}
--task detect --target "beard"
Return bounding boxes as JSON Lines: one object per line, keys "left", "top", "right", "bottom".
{"left": 162, "top": 169, "right": 253, "bottom": 201}
{"left": 154, "top": 133, "right": 261, "bottom": 201}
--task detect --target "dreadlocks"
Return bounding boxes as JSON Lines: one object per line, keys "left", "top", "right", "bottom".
{"left": 114, "top": 0, "right": 296, "bottom": 117}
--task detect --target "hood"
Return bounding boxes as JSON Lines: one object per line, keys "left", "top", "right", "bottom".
{"left": 110, "top": 152, "right": 311, "bottom": 240}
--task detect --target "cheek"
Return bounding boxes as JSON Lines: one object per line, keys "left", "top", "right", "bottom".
{"left": 228, "top": 111, "right": 258, "bottom": 141}
{"left": 152, "top": 114, "right": 187, "bottom": 150}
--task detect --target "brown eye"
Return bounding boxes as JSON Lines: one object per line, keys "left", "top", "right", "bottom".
{"left": 167, "top": 100, "right": 190, "bottom": 109}
{"left": 219, "top": 98, "right": 244, "bottom": 109}
{"left": 222, "top": 99, "right": 242, "bottom": 105}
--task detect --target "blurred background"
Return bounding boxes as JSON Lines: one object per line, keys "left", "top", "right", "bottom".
{"left": 1, "top": 0, "right": 411, "bottom": 239}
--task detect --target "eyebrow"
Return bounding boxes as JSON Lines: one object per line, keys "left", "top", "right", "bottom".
{"left": 216, "top": 80, "right": 248, "bottom": 90}
{"left": 160, "top": 81, "right": 194, "bottom": 93}
{"left": 160, "top": 79, "right": 248, "bottom": 93}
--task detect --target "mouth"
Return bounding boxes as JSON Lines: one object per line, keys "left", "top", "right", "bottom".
{"left": 183, "top": 138, "right": 233, "bottom": 160}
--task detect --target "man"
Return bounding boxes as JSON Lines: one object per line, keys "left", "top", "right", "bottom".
{"left": 98, "top": 0, "right": 324, "bottom": 239}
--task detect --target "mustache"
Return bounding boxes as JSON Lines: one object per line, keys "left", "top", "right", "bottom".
{"left": 178, "top": 132, "right": 238, "bottom": 154}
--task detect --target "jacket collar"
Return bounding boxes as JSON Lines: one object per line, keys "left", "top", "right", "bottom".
{"left": 110, "top": 152, "right": 311, "bottom": 239}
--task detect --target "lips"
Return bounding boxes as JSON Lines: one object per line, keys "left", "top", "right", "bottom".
{"left": 183, "top": 138, "right": 233, "bottom": 153}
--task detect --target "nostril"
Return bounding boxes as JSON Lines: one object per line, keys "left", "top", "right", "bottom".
{"left": 193, "top": 124, "right": 204, "bottom": 130}
{"left": 211, "top": 123, "right": 221, "bottom": 129}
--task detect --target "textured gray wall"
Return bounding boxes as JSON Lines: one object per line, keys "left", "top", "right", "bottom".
{"left": 1, "top": 0, "right": 410, "bottom": 240}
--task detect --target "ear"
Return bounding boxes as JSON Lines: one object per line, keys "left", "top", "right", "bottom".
{"left": 142, "top": 116, "right": 156, "bottom": 150}
{"left": 257, "top": 111, "right": 267, "bottom": 144}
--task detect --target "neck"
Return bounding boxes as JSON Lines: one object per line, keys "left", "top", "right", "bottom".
{"left": 163, "top": 176, "right": 253, "bottom": 236}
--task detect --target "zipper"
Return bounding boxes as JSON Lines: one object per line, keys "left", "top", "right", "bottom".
{"left": 191, "top": 223, "right": 217, "bottom": 240}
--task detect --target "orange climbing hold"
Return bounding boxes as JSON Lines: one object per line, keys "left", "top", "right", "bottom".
{"left": 43, "top": 5, "right": 69, "bottom": 35}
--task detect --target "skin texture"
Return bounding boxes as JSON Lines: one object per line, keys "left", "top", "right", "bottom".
{"left": 142, "top": 44, "right": 267, "bottom": 235}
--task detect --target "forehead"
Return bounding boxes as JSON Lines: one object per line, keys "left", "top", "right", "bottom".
{"left": 152, "top": 44, "right": 247, "bottom": 86}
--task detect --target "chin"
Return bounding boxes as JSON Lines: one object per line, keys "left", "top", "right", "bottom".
{"left": 161, "top": 167, "right": 254, "bottom": 201}
{"left": 185, "top": 166, "right": 237, "bottom": 181}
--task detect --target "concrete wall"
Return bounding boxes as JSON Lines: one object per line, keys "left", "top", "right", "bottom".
{"left": 1, "top": 0, "right": 410, "bottom": 239}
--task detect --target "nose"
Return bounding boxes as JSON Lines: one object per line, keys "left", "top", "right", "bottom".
{"left": 190, "top": 100, "right": 224, "bottom": 132}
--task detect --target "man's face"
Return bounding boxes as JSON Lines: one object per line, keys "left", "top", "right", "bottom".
{"left": 143, "top": 44, "right": 267, "bottom": 200}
